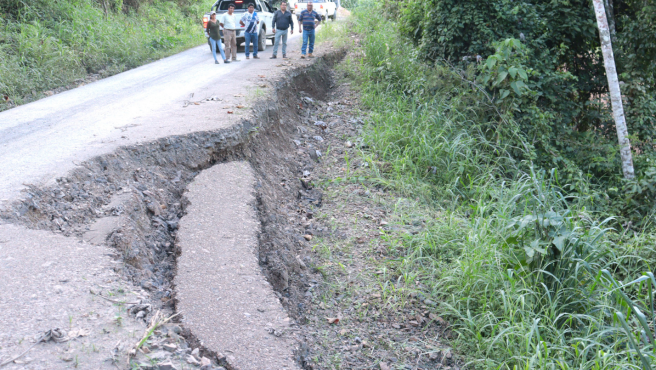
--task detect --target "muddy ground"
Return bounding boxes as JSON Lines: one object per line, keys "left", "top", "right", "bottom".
{"left": 1, "top": 41, "right": 459, "bottom": 370}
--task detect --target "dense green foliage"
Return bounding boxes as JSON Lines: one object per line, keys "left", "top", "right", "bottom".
{"left": 0, "top": 0, "right": 211, "bottom": 111}
{"left": 389, "top": 0, "right": 656, "bottom": 226}
{"left": 328, "top": 2, "right": 656, "bottom": 368}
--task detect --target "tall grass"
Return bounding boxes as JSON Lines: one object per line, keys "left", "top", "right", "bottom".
{"left": 337, "top": 2, "right": 656, "bottom": 368}
{"left": 0, "top": 0, "right": 212, "bottom": 111}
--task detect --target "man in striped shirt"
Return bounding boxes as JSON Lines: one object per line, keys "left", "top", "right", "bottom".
{"left": 297, "top": 1, "right": 321, "bottom": 59}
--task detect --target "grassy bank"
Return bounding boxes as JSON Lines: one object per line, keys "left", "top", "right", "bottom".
{"left": 0, "top": 0, "right": 211, "bottom": 111}
{"left": 321, "top": 3, "right": 656, "bottom": 369}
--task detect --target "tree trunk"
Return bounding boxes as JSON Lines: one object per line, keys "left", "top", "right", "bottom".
{"left": 603, "top": 0, "right": 616, "bottom": 43}
{"left": 593, "top": 0, "right": 635, "bottom": 179}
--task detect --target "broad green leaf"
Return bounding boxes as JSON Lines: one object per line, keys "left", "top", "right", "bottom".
{"left": 553, "top": 235, "right": 567, "bottom": 251}
{"left": 511, "top": 81, "right": 521, "bottom": 96}
{"left": 486, "top": 57, "right": 496, "bottom": 69}
{"left": 500, "top": 89, "right": 510, "bottom": 99}
{"left": 494, "top": 71, "right": 508, "bottom": 86}
{"left": 508, "top": 66, "right": 518, "bottom": 79}
{"left": 518, "top": 68, "right": 528, "bottom": 80}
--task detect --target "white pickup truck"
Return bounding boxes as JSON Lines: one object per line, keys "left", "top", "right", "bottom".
{"left": 294, "top": 0, "right": 337, "bottom": 21}
{"left": 203, "top": 0, "right": 277, "bottom": 52}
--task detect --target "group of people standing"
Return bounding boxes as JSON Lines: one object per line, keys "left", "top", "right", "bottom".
{"left": 205, "top": 1, "right": 324, "bottom": 65}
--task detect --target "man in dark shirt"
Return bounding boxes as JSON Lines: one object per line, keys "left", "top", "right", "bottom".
{"left": 270, "top": 1, "right": 294, "bottom": 59}
{"left": 297, "top": 1, "right": 321, "bottom": 59}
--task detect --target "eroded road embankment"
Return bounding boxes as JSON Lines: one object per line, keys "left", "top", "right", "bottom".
{"left": 0, "top": 46, "right": 346, "bottom": 370}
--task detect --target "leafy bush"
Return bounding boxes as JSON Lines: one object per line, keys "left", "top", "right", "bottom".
{"left": 391, "top": 0, "right": 656, "bottom": 224}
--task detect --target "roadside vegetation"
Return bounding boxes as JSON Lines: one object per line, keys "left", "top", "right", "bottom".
{"left": 0, "top": 0, "right": 212, "bottom": 111}
{"left": 318, "top": 1, "right": 656, "bottom": 368}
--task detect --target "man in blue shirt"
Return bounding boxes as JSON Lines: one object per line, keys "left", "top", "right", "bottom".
{"left": 240, "top": 3, "right": 260, "bottom": 59}
{"left": 297, "top": 1, "right": 321, "bottom": 59}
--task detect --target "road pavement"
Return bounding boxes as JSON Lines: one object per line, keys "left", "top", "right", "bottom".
{"left": 0, "top": 30, "right": 303, "bottom": 205}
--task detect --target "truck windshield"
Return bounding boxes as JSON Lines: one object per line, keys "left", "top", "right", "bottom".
{"left": 217, "top": 1, "right": 261, "bottom": 11}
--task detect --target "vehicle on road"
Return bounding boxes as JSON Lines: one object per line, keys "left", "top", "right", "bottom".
{"left": 203, "top": 0, "right": 277, "bottom": 52}
{"left": 294, "top": 0, "right": 337, "bottom": 21}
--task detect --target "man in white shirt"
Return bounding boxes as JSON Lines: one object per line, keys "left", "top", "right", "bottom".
{"left": 219, "top": 4, "right": 240, "bottom": 62}
{"left": 239, "top": 3, "right": 260, "bottom": 59}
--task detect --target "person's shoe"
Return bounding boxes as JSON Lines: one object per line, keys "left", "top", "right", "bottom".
{"left": 253, "top": 55, "right": 260, "bottom": 59}
{"left": 282, "top": 54, "right": 287, "bottom": 58}
{"left": 270, "top": 55, "right": 277, "bottom": 59}
{"left": 215, "top": 60, "right": 220, "bottom": 64}
{"left": 224, "top": 59, "right": 231, "bottom": 64}
{"left": 308, "top": 53, "right": 314, "bottom": 58}
{"left": 232, "top": 59, "right": 241, "bottom": 62}
{"left": 246, "top": 56, "right": 250, "bottom": 59}
{"left": 300, "top": 54, "right": 306, "bottom": 59}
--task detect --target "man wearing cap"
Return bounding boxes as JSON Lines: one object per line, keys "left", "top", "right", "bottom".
{"left": 239, "top": 3, "right": 260, "bottom": 60}
{"left": 270, "top": 1, "right": 294, "bottom": 59}
{"left": 219, "top": 4, "right": 240, "bottom": 62}
{"left": 297, "top": 1, "right": 321, "bottom": 59}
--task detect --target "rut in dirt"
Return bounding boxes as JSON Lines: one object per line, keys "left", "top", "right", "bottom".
{"left": 0, "top": 49, "right": 346, "bottom": 368}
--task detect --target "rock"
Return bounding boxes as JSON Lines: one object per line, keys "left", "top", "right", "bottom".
{"left": 303, "top": 234, "right": 312, "bottom": 241}
{"left": 191, "top": 348, "right": 201, "bottom": 361}
{"left": 345, "top": 141, "right": 353, "bottom": 148}
{"left": 200, "top": 356, "right": 211, "bottom": 367}
{"left": 313, "top": 136, "right": 324, "bottom": 142}
{"left": 186, "top": 355, "right": 200, "bottom": 366}
{"left": 429, "top": 351, "right": 439, "bottom": 361}
{"left": 314, "top": 121, "right": 327, "bottom": 130}
{"left": 163, "top": 343, "right": 177, "bottom": 352}
{"left": 293, "top": 139, "right": 302, "bottom": 146}
{"left": 379, "top": 363, "right": 390, "bottom": 370}
{"left": 53, "top": 285, "right": 63, "bottom": 294}
{"left": 157, "top": 360, "right": 178, "bottom": 370}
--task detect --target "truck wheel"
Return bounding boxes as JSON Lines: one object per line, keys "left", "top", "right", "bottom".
{"left": 258, "top": 29, "right": 267, "bottom": 51}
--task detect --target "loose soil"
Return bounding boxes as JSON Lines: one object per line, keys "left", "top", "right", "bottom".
{"left": 0, "top": 33, "right": 460, "bottom": 369}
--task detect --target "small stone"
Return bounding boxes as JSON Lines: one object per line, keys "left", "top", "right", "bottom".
{"left": 61, "top": 355, "right": 74, "bottom": 362}
{"left": 186, "top": 355, "right": 200, "bottom": 366}
{"left": 429, "top": 351, "right": 439, "bottom": 361}
{"left": 53, "top": 285, "right": 63, "bottom": 294}
{"left": 379, "top": 363, "right": 390, "bottom": 370}
{"left": 200, "top": 356, "right": 211, "bottom": 367}
{"left": 345, "top": 141, "right": 353, "bottom": 148}
{"left": 191, "top": 348, "right": 200, "bottom": 361}
{"left": 303, "top": 234, "right": 312, "bottom": 241}
{"left": 157, "top": 360, "right": 178, "bottom": 370}
{"left": 163, "top": 343, "right": 177, "bottom": 352}
{"left": 313, "top": 136, "right": 324, "bottom": 142}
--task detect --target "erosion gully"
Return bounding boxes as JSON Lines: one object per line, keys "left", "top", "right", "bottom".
{"left": 0, "top": 49, "right": 346, "bottom": 369}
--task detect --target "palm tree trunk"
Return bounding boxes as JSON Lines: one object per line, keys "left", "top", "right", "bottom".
{"left": 593, "top": 0, "right": 635, "bottom": 179}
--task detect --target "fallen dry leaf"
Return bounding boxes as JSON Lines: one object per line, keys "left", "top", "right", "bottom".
{"left": 234, "top": 94, "right": 245, "bottom": 97}
{"left": 259, "top": 84, "right": 267, "bottom": 88}
{"left": 339, "top": 328, "right": 348, "bottom": 335}
{"left": 227, "top": 111, "right": 234, "bottom": 114}
{"left": 236, "top": 105, "right": 245, "bottom": 109}
{"left": 326, "top": 317, "right": 340, "bottom": 324}
{"left": 429, "top": 313, "right": 446, "bottom": 325}
{"left": 193, "top": 102, "right": 200, "bottom": 105}
{"left": 258, "top": 74, "right": 266, "bottom": 78}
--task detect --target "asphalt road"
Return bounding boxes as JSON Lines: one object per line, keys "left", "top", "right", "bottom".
{"left": 0, "top": 31, "right": 303, "bottom": 205}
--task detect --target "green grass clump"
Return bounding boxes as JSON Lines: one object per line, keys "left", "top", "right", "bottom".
{"left": 0, "top": 0, "right": 212, "bottom": 111}
{"left": 336, "top": 1, "right": 656, "bottom": 369}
